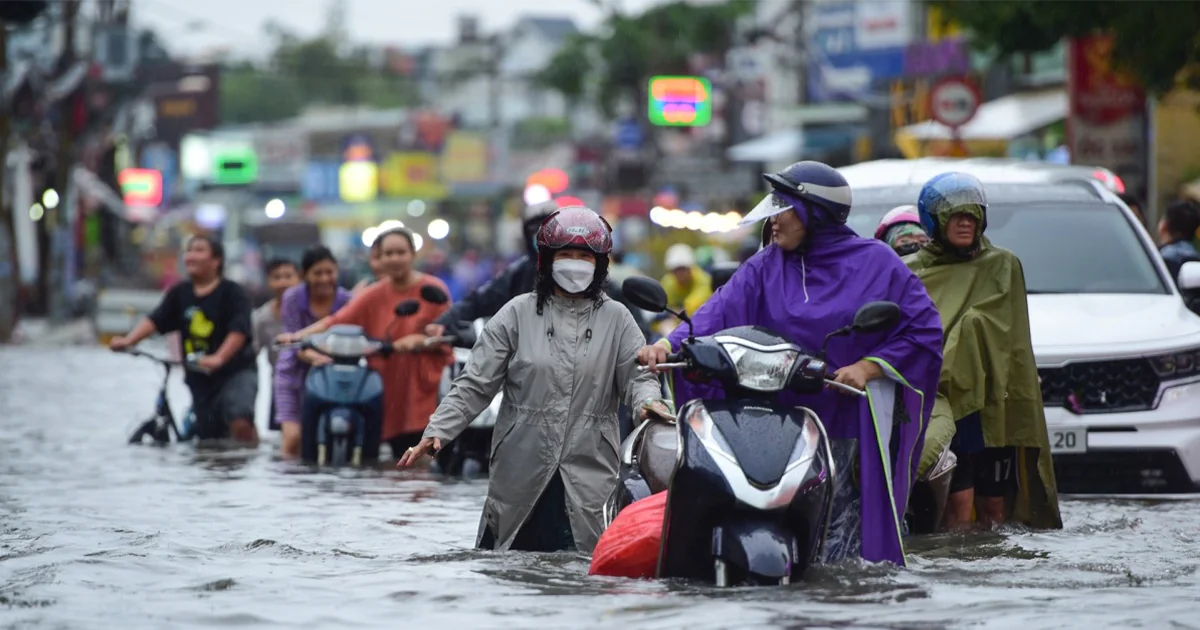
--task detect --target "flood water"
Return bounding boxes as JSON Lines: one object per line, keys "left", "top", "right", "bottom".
{"left": 2, "top": 343, "right": 1199, "bottom": 629}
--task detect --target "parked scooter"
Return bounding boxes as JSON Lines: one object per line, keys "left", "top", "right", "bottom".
{"left": 282, "top": 285, "right": 461, "bottom": 467}
{"left": 604, "top": 276, "right": 901, "bottom": 586}
{"left": 120, "top": 347, "right": 205, "bottom": 445}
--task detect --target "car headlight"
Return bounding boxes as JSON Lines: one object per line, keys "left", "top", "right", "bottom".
{"left": 686, "top": 404, "right": 737, "bottom": 464}
{"left": 719, "top": 341, "right": 800, "bottom": 391}
{"left": 311, "top": 334, "right": 379, "bottom": 359}
{"left": 1148, "top": 347, "right": 1200, "bottom": 380}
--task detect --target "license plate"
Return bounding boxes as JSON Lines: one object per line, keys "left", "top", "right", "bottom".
{"left": 1050, "top": 427, "right": 1086, "bottom": 454}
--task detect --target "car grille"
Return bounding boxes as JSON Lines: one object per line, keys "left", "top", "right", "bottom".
{"left": 1038, "top": 357, "right": 1160, "bottom": 413}
{"left": 1053, "top": 450, "right": 1197, "bottom": 494}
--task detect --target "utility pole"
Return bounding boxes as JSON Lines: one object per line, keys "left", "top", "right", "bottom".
{"left": 0, "top": 19, "right": 15, "bottom": 341}
{"left": 45, "top": 0, "right": 79, "bottom": 323}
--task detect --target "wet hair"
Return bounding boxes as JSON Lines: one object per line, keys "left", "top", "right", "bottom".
{"left": 300, "top": 246, "right": 337, "bottom": 274}
{"left": 1163, "top": 200, "right": 1200, "bottom": 240}
{"left": 266, "top": 257, "right": 298, "bottom": 275}
{"left": 376, "top": 227, "right": 416, "bottom": 253}
{"left": 186, "top": 233, "right": 225, "bottom": 275}
{"left": 535, "top": 247, "right": 609, "bottom": 315}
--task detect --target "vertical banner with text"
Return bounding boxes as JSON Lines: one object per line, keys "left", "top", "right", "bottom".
{"left": 1067, "top": 35, "right": 1147, "bottom": 202}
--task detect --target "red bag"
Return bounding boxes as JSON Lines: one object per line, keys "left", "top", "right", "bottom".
{"left": 588, "top": 491, "right": 668, "bottom": 579}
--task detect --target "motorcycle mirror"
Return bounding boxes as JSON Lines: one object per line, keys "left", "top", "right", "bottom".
{"left": 394, "top": 299, "right": 421, "bottom": 317}
{"left": 622, "top": 277, "right": 669, "bottom": 313}
{"left": 419, "top": 284, "right": 450, "bottom": 305}
{"left": 851, "top": 301, "right": 902, "bottom": 333}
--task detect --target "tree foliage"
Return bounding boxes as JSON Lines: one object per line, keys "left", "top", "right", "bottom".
{"left": 926, "top": 0, "right": 1200, "bottom": 95}
{"left": 537, "top": 0, "right": 753, "bottom": 117}
{"left": 219, "top": 0, "right": 418, "bottom": 124}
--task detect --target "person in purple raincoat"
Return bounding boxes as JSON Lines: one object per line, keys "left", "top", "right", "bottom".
{"left": 638, "top": 161, "right": 944, "bottom": 567}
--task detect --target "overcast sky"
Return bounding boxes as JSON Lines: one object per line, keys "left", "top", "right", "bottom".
{"left": 132, "top": 0, "right": 674, "bottom": 59}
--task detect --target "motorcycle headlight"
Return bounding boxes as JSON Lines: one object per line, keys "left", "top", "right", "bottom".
{"left": 1149, "top": 347, "right": 1200, "bottom": 380}
{"left": 719, "top": 341, "right": 800, "bottom": 392}
{"left": 311, "top": 334, "right": 380, "bottom": 359}
{"left": 686, "top": 404, "right": 737, "bottom": 465}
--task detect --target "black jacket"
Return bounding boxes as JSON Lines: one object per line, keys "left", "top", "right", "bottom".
{"left": 434, "top": 256, "right": 651, "bottom": 340}
{"left": 1161, "top": 239, "right": 1200, "bottom": 313}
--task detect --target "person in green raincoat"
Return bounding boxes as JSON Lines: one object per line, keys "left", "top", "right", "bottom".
{"left": 905, "top": 172, "right": 1062, "bottom": 531}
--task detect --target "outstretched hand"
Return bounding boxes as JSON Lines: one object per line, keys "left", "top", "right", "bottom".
{"left": 397, "top": 437, "right": 442, "bottom": 467}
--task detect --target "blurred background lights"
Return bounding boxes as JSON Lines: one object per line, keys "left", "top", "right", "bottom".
{"left": 42, "top": 189, "right": 59, "bottom": 209}
{"left": 649, "top": 206, "right": 742, "bottom": 232}
{"left": 361, "top": 226, "right": 380, "bottom": 247}
{"left": 29, "top": 203, "right": 45, "bottom": 221}
{"left": 407, "top": 199, "right": 427, "bottom": 217}
{"left": 523, "top": 184, "right": 551, "bottom": 205}
{"left": 427, "top": 219, "right": 450, "bottom": 240}
{"left": 264, "top": 198, "right": 285, "bottom": 219}
{"left": 378, "top": 219, "right": 405, "bottom": 231}
{"left": 412, "top": 233, "right": 424, "bottom": 252}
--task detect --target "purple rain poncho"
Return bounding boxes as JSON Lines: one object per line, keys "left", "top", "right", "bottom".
{"left": 666, "top": 223, "right": 943, "bottom": 566}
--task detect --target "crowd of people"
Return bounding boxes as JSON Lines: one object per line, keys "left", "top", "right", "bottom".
{"left": 105, "top": 157, "right": 1200, "bottom": 569}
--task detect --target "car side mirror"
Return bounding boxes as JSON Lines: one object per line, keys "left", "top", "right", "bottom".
{"left": 851, "top": 301, "right": 902, "bottom": 333}
{"left": 1178, "top": 261, "right": 1200, "bottom": 291}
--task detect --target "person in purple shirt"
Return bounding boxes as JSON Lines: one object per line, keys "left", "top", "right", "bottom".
{"left": 638, "top": 161, "right": 943, "bottom": 568}
{"left": 275, "top": 246, "right": 353, "bottom": 458}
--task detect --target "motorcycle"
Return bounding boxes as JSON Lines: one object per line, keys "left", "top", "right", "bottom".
{"left": 433, "top": 317, "right": 498, "bottom": 479}
{"left": 282, "top": 285, "right": 465, "bottom": 467}
{"left": 603, "top": 276, "right": 901, "bottom": 586}
{"left": 121, "top": 347, "right": 206, "bottom": 445}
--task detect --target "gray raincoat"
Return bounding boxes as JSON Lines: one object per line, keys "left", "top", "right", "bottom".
{"left": 423, "top": 292, "right": 661, "bottom": 553}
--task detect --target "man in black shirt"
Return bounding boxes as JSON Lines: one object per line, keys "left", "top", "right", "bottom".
{"left": 110, "top": 235, "right": 259, "bottom": 444}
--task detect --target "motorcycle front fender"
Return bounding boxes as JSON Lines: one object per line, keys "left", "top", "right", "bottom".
{"left": 713, "top": 519, "right": 797, "bottom": 581}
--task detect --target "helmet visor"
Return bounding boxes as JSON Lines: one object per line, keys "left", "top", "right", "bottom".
{"left": 739, "top": 191, "right": 796, "bottom": 227}
{"left": 921, "top": 175, "right": 988, "bottom": 219}
{"left": 540, "top": 211, "right": 613, "bottom": 254}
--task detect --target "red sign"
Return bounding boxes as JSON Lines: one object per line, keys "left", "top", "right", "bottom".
{"left": 118, "top": 168, "right": 163, "bottom": 207}
{"left": 928, "top": 77, "right": 981, "bottom": 129}
{"left": 1068, "top": 35, "right": 1145, "bottom": 126}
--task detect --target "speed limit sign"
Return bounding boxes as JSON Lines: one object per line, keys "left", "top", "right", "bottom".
{"left": 929, "top": 77, "right": 981, "bottom": 129}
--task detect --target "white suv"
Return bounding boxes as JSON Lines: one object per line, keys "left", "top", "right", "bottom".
{"left": 839, "top": 158, "right": 1200, "bottom": 495}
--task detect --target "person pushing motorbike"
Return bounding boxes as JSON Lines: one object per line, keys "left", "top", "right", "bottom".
{"left": 638, "top": 161, "right": 944, "bottom": 567}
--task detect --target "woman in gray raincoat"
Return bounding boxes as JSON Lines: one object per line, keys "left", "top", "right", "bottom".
{"left": 399, "top": 206, "right": 668, "bottom": 553}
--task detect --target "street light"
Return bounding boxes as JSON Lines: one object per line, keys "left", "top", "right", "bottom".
{"left": 42, "top": 189, "right": 60, "bottom": 209}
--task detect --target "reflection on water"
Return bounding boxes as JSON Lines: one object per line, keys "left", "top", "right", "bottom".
{"left": 1, "top": 345, "right": 1199, "bottom": 630}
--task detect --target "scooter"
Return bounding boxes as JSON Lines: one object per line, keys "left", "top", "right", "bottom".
{"left": 603, "top": 276, "right": 901, "bottom": 586}
{"left": 121, "top": 347, "right": 205, "bottom": 445}
{"left": 284, "top": 285, "right": 462, "bottom": 467}
{"left": 433, "top": 317, "right": 498, "bottom": 478}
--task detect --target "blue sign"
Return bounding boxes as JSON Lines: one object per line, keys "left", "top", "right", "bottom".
{"left": 807, "top": 1, "right": 907, "bottom": 103}
{"left": 302, "top": 160, "right": 341, "bottom": 202}
{"left": 614, "top": 118, "right": 643, "bottom": 150}
{"left": 140, "top": 143, "right": 177, "bottom": 205}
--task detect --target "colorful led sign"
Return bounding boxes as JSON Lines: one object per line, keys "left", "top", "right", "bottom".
{"left": 647, "top": 76, "right": 712, "bottom": 127}
{"left": 118, "top": 168, "right": 163, "bottom": 206}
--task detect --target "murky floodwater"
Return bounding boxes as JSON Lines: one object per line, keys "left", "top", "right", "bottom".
{"left": 2, "top": 343, "right": 1199, "bottom": 630}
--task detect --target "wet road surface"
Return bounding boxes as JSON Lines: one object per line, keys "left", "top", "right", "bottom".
{"left": 2, "top": 343, "right": 1198, "bottom": 629}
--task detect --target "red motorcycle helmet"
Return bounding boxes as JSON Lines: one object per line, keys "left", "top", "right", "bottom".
{"left": 536, "top": 205, "right": 613, "bottom": 255}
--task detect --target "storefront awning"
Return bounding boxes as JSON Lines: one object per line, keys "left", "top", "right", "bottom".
{"left": 899, "top": 89, "right": 1067, "bottom": 141}
{"left": 727, "top": 126, "right": 860, "bottom": 163}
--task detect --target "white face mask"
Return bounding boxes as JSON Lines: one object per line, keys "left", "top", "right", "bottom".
{"left": 551, "top": 258, "right": 596, "bottom": 294}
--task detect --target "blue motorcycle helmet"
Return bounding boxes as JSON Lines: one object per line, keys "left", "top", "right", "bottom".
{"left": 739, "top": 161, "right": 853, "bottom": 229}
{"left": 917, "top": 172, "right": 988, "bottom": 247}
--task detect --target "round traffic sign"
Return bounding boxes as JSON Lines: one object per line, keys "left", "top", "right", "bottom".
{"left": 929, "top": 77, "right": 981, "bottom": 129}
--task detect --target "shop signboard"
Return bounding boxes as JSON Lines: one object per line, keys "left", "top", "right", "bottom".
{"left": 807, "top": 0, "right": 911, "bottom": 102}
{"left": 1067, "top": 34, "right": 1146, "bottom": 200}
